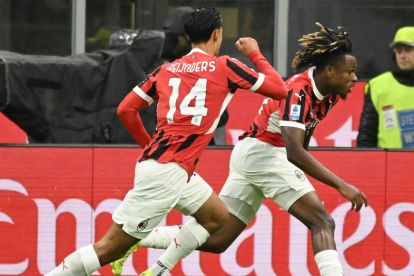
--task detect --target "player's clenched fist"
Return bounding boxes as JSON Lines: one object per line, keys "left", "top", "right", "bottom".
{"left": 235, "top": 37, "right": 260, "bottom": 56}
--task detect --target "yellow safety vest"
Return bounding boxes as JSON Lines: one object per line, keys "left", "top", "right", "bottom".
{"left": 367, "top": 72, "right": 414, "bottom": 148}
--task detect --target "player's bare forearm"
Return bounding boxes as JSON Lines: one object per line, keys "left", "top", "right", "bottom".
{"left": 282, "top": 126, "right": 346, "bottom": 189}
{"left": 286, "top": 143, "right": 346, "bottom": 189}
{"left": 282, "top": 126, "right": 368, "bottom": 211}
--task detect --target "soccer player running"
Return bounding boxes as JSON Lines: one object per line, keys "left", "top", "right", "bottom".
{"left": 46, "top": 7, "right": 288, "bottom": 276}
{"left": 113, "top": 22, "right": 368, "bottom": 276}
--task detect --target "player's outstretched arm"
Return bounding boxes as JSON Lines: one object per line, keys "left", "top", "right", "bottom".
{"left": 235, "top": 37, "right": 288, "bottom": 100}
{"left": 117, "top": 91, "right": 151, "bottom": 147}
{"left": 281, "top": 126, "right": 368, "bottom": 212}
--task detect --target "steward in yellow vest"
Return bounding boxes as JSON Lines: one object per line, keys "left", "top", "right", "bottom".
{"left": 357, "top": 26, "right": 414, "bottom": 148}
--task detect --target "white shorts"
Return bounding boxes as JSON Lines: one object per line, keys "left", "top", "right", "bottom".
{"left": 219, "top": 137, "right": 314, "bottom": 225}
{"left": 113, "top": 159, "right": 212, "bottom": 239}
{"left": 174, "top": 172, "right": 213, "bottom": 216}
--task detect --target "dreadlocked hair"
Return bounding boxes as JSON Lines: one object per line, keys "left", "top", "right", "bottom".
{"left": 292, "top": 22, "right": 352, "bottom": 73}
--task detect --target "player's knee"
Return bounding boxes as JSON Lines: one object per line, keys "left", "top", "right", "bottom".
{"left": 318, "top": 214, "right": 335, "bottom": 232}
{"left": 202, "top": 206, "right": 229, "bottom": 232}
{"left": 311, "top": 213, "right": 335, "bottom": 232}
{"left": 325, "top": 215, "right": 336, "bottom": 231}
{"left": 216, "top": 209, "right": 229, "bottom": 228}
{"left": 203, "top": 211, "right": 229, "bottom": 234}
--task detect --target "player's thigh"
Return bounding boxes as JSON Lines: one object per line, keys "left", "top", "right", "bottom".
{"left": 113, "top": 159, "right": 187, "bottom": 239}
{"left": 230, "top": 138, "right": 307, "bottom": 197}
{"left": 258, "top": 148, "right": 315, "bottom": 210}
{"left": 234, "top": 139, "right": 317, "bottom": 214}
{"left": 174, "top": 172, "right": 213, "bottom": 216}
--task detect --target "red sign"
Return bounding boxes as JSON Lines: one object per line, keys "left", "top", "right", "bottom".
{"left": 0, "top": 146, "right": 413, "bottom": 275}
{"left": 0, "top": 113, "right": 27, "bottom": 144}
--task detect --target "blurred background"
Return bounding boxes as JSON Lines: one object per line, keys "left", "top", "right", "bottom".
{"left": 1, "top": 0, "right": 413, "bottom": 77}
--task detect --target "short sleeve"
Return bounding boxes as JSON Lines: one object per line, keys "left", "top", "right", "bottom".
{"left": 279, "top": 89, "right": 310, "bottom": 130}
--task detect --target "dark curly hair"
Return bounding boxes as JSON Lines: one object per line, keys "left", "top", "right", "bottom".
{"left": 292, "top": 22, "right": 353, "bottom": 73}
{"left": 185, "top": 7, "right": 222, "bottom": 44}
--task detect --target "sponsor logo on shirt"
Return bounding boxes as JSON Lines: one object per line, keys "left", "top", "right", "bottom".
{"left": 290, "top": 104, "right": 301, "bottom": 121}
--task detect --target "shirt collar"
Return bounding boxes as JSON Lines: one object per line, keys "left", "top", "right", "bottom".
{"left": 308, "top": 66, "right": 325, "bottom": 101}
{"left": 186, "top": 48, "right": 209, "bottom": 56}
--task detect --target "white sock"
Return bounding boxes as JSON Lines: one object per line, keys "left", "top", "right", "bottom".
{"left": 151, "top": 220, "right": 210, "bottom": 275}
{"left": 138, "top": 225, "right": 181, "bottom": 249}
{"left": 46, "top": 245, "right": 101, "bottom": 276}
{"left": 314, "top": 250, "right": 343, "bottom": 276}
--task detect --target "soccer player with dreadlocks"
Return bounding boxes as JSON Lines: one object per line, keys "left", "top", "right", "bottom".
{"left": 112, "top": 22, "right": 368, "bottom": 276}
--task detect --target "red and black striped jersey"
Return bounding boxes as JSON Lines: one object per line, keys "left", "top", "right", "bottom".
{"left": 126, "top": 48, "right": 286, "bottom": 176}
{"left": 241, "top": 67, "right": 339, "bottom": 148}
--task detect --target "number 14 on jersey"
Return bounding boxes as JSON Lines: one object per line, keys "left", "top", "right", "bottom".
{"left": 166, "top": 78, "right": 208, "bottom": 126}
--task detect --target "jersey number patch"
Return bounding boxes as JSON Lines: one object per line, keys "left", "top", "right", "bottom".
{"left": 166, "top": 78, "right": 208, "bottom": 126}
